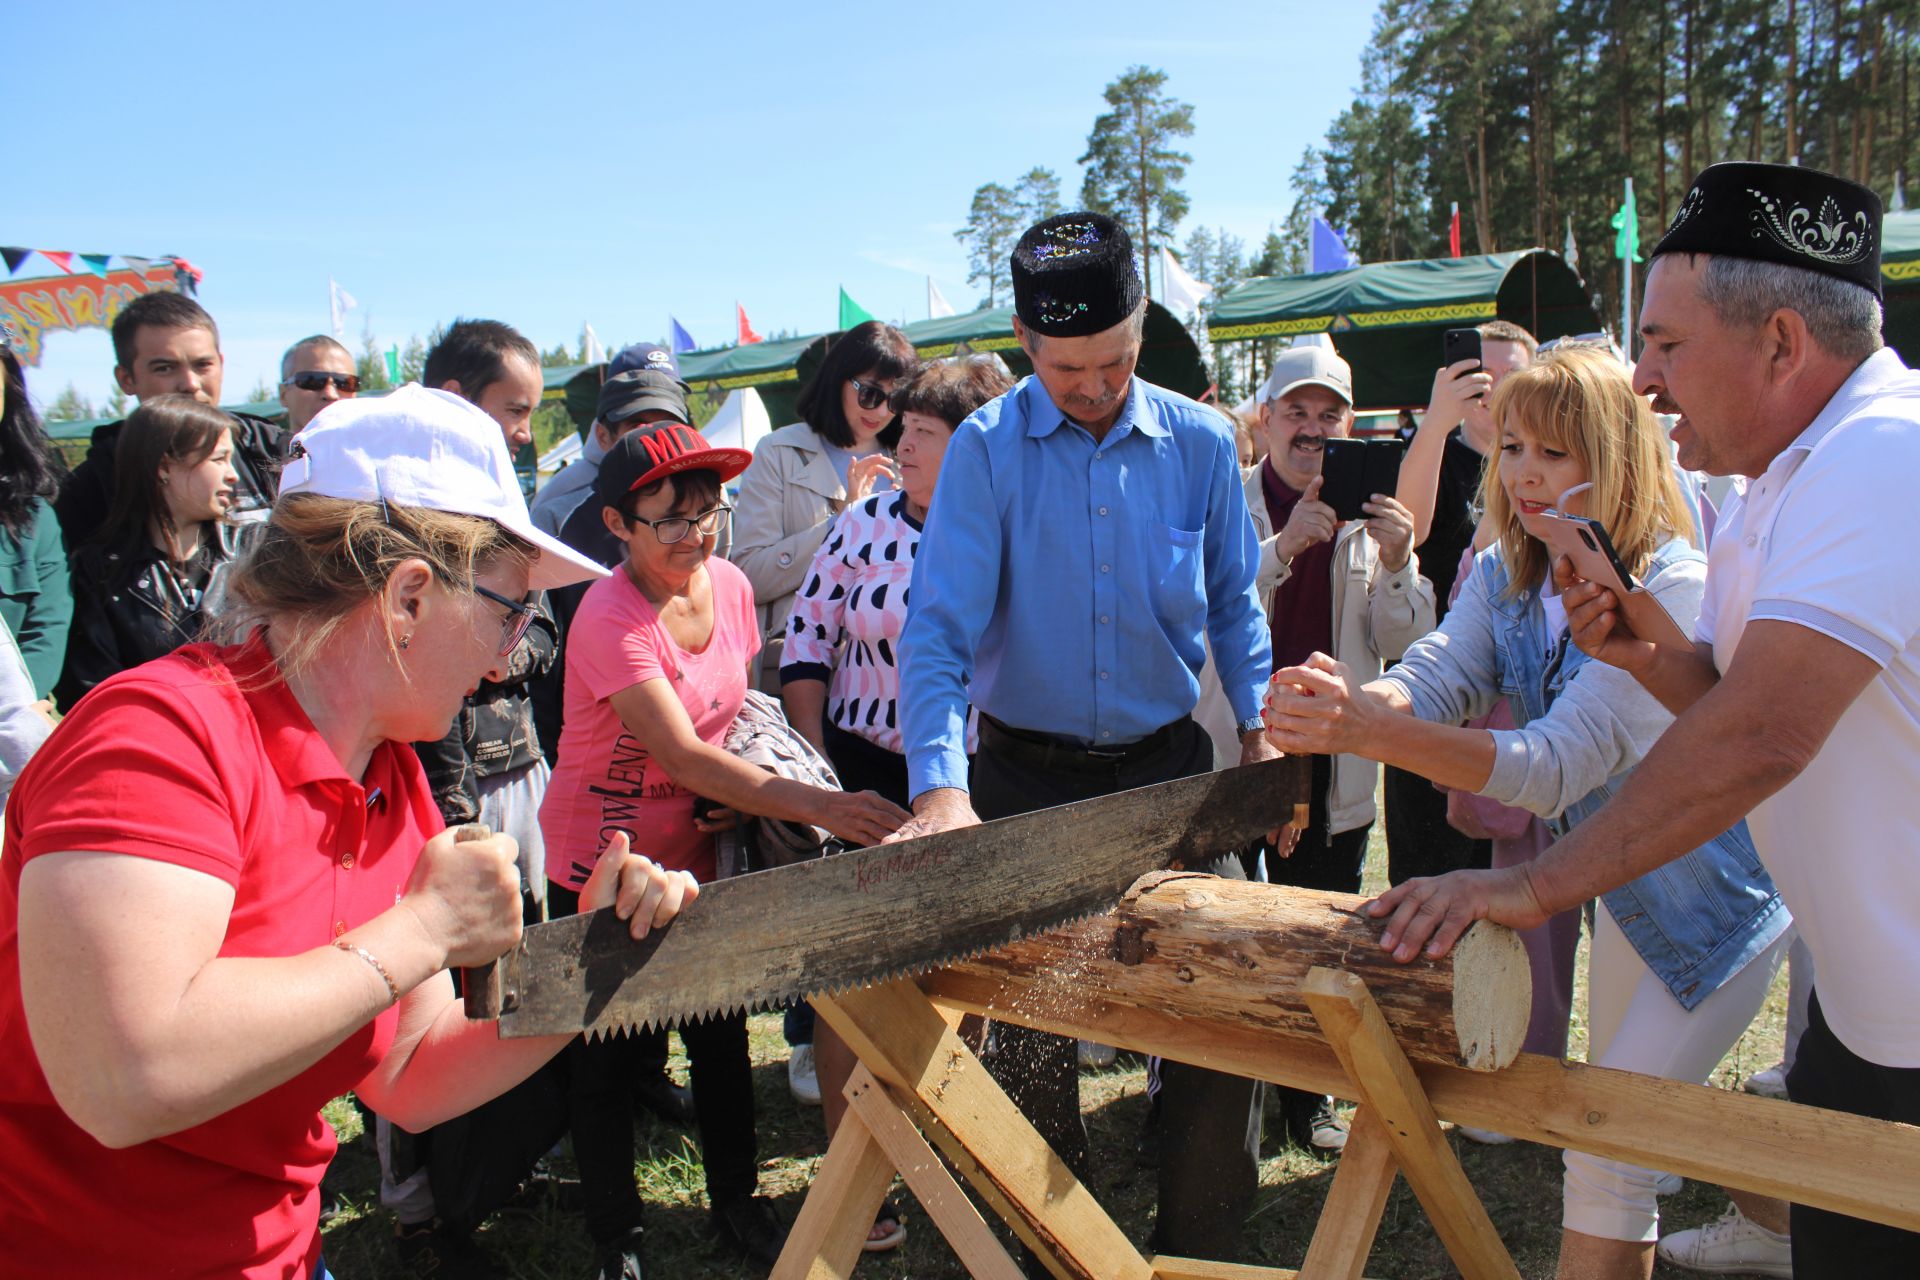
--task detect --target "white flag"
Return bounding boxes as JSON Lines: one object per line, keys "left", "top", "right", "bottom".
{"left": 329, "top": 278, "right": 358, "bottom": 340}
{"left": 927, "top": 277, "right": 956, "bottom": 319}
{"left": 583, "top": 323, "right": 605, "bottom": 365}
{"left": 1159, "top": 247, "right": 1213, "bottom": 315}
{"left": 1563, "top": 216, "right": 1579, "bottom": 270}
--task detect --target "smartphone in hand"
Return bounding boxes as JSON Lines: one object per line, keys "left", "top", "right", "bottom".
{"left": 1319, "top": 437, "right": 1408, "bottom": 522}
{"left": 1443, "top": 327, "right": 1484, "bottom": 386}
{"left": 1535, "top": 509, "right": 1693, "bottom": 650}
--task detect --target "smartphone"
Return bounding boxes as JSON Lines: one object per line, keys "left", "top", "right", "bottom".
{"left": 1318, "top": 437, "right": 1407, "bottom": 522}
{"left": 1535, "top": 510, "right": 1693, "bottom": 651}
{"left": 1443, "top": 327, "right": 1484, "bottom": 376}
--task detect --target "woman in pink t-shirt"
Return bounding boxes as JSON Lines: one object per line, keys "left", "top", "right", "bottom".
{"left": 540, "top": 423, "right": 908, "bottom": 1274}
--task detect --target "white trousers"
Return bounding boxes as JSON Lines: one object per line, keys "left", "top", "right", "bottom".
{"left": 1561, "top": 902, "right": 1789, "bottom": 1242}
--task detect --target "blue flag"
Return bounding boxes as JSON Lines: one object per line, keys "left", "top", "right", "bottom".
{"left": 669, "top": 316, "right": 697, "bottom": 353}
{"left": 1310, "top": 216, "right": 1357, "bottom": 273}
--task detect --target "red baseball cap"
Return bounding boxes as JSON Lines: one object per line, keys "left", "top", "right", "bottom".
{"left": 595, "top": 420, "right": 752, "bottom": 510}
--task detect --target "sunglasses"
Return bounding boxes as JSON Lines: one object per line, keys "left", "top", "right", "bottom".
{"left": 623, "top": 502, "right": 734, "bottom": 546}
{"left": 285, "top": 371, "right": 361, "bottom": 394}
{"left": 472, "top": 584, "right": 536, "bottom": 655}
{"left": 848, "top": 377, "right": 894, "bottom": 411}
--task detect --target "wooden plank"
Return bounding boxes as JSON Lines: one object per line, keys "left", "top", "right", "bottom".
{"left": 1148, "top": 1257, "right": 1304, "bottom": 1279}
{"left": 1303, "top": 967, "right": 1520, "bottom": 1280}
{"left": 843, "top": 1067, "right": 1026, "bottom": 1280}
{"left": 814, "top": 979, "right": 1156, "bottom": 1280}
{"left": 1298, "top": 1107, "right": 1398, "bottom": 1280}
{"left": 922, "top": 970, "right": 1920, "bottom": 1232}
{"left": 769, "top": 1103, "right": 897, "bottom": 1280}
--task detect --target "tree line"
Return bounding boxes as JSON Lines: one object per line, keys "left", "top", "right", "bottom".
{"left": 1294, "top": 0, "right": 1919, "bottom": 329}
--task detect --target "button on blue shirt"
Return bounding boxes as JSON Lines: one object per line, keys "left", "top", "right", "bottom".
{"left": 900, "top": 375, "right": 1271, "bottom": 799}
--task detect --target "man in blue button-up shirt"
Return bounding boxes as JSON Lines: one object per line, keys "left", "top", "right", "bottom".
{"left": 894, "top": 212, "right": 1276, "bottom": 1263}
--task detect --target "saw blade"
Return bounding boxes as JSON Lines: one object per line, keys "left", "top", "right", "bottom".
{"left": 488, "top": 754, "right": 1308, "bottom": 1038}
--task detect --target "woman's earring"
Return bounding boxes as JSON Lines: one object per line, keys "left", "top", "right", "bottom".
{"left": 399, "top": 635, "right": 411, "bottom": 651}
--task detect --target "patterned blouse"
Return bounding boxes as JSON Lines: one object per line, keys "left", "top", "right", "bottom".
{"left": 780, "top": 491, "right": 972, "bottom": 756}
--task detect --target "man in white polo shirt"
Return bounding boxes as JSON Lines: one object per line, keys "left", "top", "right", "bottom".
{"left": 1357, "top": 161, "right": 1920, "bottom": 1278}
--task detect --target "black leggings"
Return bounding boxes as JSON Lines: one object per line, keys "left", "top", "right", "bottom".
{"left": 548, "top": 880, "right": 758, "bottom": 1242}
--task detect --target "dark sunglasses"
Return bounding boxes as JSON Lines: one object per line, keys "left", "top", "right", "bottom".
{"left": 472, "top": 584, "right": 536, "bottom": 655}
{"left": 848, "top": 377, "right": 894, "bottom": 411}
{"left": 285, "top": 371, "right": 361, "bottom": 394}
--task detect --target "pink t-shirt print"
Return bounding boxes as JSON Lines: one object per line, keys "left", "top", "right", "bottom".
{"left": 540, "top": 558, "right": 761, "bottom": 889}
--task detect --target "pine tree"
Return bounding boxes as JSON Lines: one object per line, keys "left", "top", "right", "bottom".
{"left": 1078, "top": 66, "right": 1196, "bottom": 296}
{"left": 954, "top": 182, "right": 1023, "bottom": 308}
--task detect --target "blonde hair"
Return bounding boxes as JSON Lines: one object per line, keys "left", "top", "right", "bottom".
{"left": 1482, "top": 345, "right": 1695, "bottom": 597}
{"left": 218, "top": 494, "right": 532, "bottom": 676}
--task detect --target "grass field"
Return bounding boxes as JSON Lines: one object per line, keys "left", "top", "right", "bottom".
{"left": 319, "top": 823, "right": 1791, "bottom": 1279}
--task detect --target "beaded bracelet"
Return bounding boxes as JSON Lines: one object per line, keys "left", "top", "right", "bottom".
{"left": 334, "top": 938, "right": 401, "bottom": 1006}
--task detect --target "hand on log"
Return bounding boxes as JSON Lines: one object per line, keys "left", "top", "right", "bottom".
{"left": 924, "top": 871, "right": 1531, "bottom": 1072}
{"left": 1363, "top": 865, "right": 1549, "bottom": 964}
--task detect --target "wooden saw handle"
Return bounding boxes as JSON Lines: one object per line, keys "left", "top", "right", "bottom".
{"left": 452, "top": 822, "right": 508, "bottom": 1021}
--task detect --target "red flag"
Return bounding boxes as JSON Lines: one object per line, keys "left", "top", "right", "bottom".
{"left": 38, "top": 250, "right": 75, "bottom": 274}
{"left": 737, "top": 302, "right": 764, "bottom": 345}
{"left": 1448, "top": 203, "right": 1462, "bottom": 258}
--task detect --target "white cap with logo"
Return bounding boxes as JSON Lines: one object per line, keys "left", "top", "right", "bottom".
{"left": 1257, "top": 344, "right": 1355, "bottom": 407}
{"left": 277, "top": 384, "right": 608, "bottom": 592}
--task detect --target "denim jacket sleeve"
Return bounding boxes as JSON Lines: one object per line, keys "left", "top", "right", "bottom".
{"left": 1480, "top": 556, "right": 1707, "bottom": 820}
{"left": 1373, "top": 552, "right": 1505, "bottom": 726}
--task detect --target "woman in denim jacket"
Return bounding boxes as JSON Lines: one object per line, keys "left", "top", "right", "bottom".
{"left": 1263, "top": 346, "right": 1789, "bottom": 1280}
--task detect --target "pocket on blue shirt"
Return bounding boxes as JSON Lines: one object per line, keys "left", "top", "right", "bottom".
{"left": 1149, "top": 521, "right": 1207, "bottom": 632}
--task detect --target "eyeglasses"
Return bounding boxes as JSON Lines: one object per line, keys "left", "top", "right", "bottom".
{"left": 284, "top": 371, "right": 361, "bottom": 394}
{"left": 622, "top": 502, "right": 733, "bottom": 545}
{"left": 848, "top": 378, "right": 893, "bottom": 411}
{"left": 471, "top": 584, "right": 536, "bottom": 655}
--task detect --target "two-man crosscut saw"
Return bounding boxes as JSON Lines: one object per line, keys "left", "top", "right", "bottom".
{"left": 464, "top": 755, "right": 1310, "bottom": 1039}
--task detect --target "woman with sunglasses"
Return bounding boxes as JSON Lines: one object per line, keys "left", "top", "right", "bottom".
{"left": 0, "top": 322, "right": 71, "bottom": 701}
{"left": 733, "top": 320, "right": 917, "bottom": 694}
{"left": 0, "top": 386, "right": 692, "bottom": 1279}
{"left": 55, "top": 396, "right": 247, "bottom": 709}
{"left": 1262, "top": 347, "right": 1788, "bottom": 1280}
{"left": 540, "top": 421, "right": 910, "bottom": 1276}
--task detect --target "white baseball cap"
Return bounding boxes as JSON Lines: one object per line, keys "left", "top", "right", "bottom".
{"left": 1257, "top": 344, "right": 1355, "bottom": 407}
{"left": 277, "top": 384, "right": 608, "bottom": 592}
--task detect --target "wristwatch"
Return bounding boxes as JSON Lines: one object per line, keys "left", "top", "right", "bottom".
{"left": 1236, "top": 714, "right": 1267, "bottom": 737}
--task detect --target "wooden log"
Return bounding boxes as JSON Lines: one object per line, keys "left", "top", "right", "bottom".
{"left": 930, "top": 871, "right": 1529, "bottom": 1072}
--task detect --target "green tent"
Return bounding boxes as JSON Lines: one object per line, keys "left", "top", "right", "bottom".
{"left": 1207, "top": 250, "right": 1602, "bottom": 409}
{"left": 1882, "top": 208, "right": 1920, "bottom": 364}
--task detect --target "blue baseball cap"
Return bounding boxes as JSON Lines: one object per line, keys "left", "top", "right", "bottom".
{"left": 609, "top": 342, "right": 682, "bottom": 381}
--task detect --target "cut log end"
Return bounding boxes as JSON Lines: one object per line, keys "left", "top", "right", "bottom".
{"left": 1449, "top": 921, "right": 1531, "bottom": 1071}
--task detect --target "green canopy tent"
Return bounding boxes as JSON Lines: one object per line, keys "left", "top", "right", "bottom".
{"left": 1882, "top": 208, "right": 1920, "bottom": 364}
{"left": 1207, "top": 250, "right": 1602, "bottom": 410}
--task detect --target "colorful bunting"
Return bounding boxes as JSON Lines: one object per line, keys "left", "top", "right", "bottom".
{"left": 79, "top": 254, "right": 113, "bottom": 277}
{"left": 0, "top": 249, "right": 29, "bottom": 276}
{"left": 39, "top": 251, "right": 75, "bottom": 274}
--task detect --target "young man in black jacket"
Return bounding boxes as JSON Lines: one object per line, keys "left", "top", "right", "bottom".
{"left": 53, "top": 292, "right": 289, "bottom": 548}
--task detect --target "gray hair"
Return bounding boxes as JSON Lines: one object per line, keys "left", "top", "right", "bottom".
{"left": 1695, "top": 255, "right": 1884, "bottom": 362}
{"left": 1021, "top": 301, "right": 1147, "bottom": 352}
{"left": 280, "top": 334, "right": 354, "bottom": 381}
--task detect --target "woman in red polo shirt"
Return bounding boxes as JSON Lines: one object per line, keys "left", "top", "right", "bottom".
{"left": 0, "top": 386, "right": 697, "bottom": 1280}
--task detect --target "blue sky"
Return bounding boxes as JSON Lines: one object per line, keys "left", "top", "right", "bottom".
{"left": 10, "top": 1, "right": 1379, "bottom": 414}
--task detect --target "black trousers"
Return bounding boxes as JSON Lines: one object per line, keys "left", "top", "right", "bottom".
{"left": 823, "top": 719, "right": 912, "bottom": 810}
{"left": 549, "top": 881, "right": 758, "bottom": 1243}
{"left": 1265, "top": 754, "right": 1372, "bottom": 1124}
{"left": 1786, "top": 990, "right": 1920, "bottom": 1276}
{"left": 972, "top": 716, "right": 1263, "bottom": 1262}
{"left": 1382, "top": 762, "right": 1490, "bottom": 885}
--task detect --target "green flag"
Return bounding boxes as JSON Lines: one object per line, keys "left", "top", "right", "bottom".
{"left": 839, "top": 287, "right": 876, "bottom": 329}
{"left": 384, "top": 345, "right": 400, "bottom": 386}
{"left": 1611, "top": 177, "right": 1644, "bottom": 263}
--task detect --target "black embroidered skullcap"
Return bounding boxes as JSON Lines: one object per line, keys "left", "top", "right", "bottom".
{"left": 1651, "top": 161, "right": 1883, "bottom": 298}
{"left": 1011, "top": 212, "right": 1144, "bottom": 337}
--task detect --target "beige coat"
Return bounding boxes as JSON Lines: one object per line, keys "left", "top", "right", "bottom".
{"left": 731, "top": 422, "right": 853, "bottom": 690}
{"left": 1195, "top": 464, "right": 1436, "bottom": 835}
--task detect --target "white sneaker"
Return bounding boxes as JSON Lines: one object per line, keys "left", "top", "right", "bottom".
{"left": 1742, "top": 1062, "right": 1790, "bottom": 1100}
{"left": 1657, "top": 1204, "right": 1792, "bottom": 1278}
{"left": 1077, "top": 1040, "right": 1117, "bottom": 1069}
{"left": 787, "top": 1043, "right": 821, "bottom": 1107}
{"left": 1653, "top": 1172, "right": 1685, "bottom": 1196}
{"left": 1453, "top": 1125, "right": 1515, "bottom": 1145}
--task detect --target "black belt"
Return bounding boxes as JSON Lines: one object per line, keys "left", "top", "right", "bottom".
{"left": 978, "top": 713, "right": 1184, "bottom": 775}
